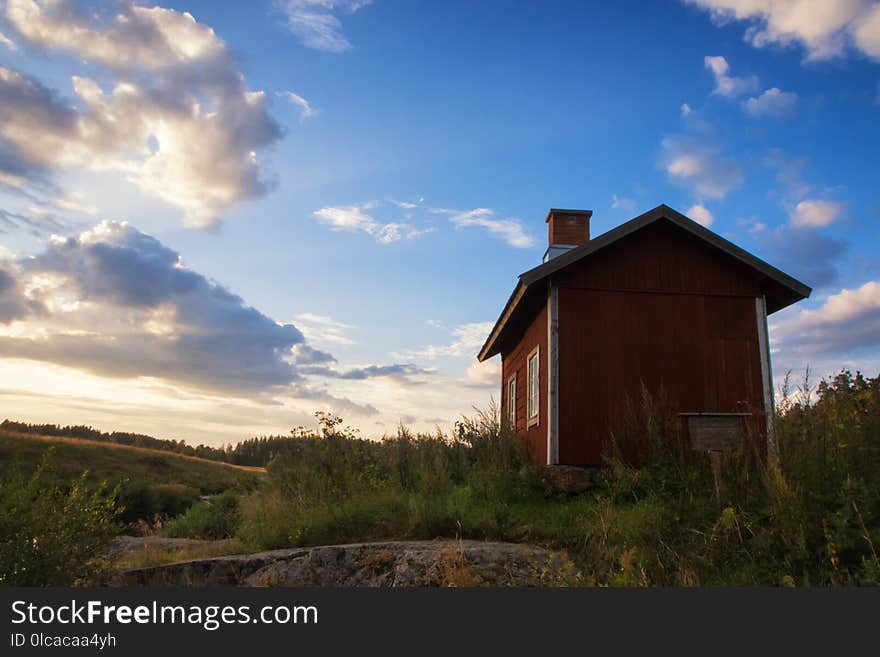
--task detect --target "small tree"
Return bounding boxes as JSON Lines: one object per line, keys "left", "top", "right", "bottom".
{"left": 0, "top": 448, "right": 120, "bottom": 586}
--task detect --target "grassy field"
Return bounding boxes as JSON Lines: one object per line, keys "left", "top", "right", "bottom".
{"left": 0, "top": 430, "right": 264, "bottom": 493}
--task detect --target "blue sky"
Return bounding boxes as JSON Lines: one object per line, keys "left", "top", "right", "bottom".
{"left": 0, "top": 0, "right": 878, "bottom": 445}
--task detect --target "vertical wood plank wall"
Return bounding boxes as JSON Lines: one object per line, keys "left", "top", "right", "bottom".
{"left": 551, "top": 220, "right": 769, "bottom": 466}
{"left": 501, "top": 301, "right": 548, "bottom": 465}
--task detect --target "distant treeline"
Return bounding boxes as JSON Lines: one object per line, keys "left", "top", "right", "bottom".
{"left": 0, "top": 420, "right": 298, "bottom": 467}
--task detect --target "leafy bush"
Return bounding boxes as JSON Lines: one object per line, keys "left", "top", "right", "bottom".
{"left": 163, "top": 491, "right": 241, "bottom": 539}
{"left": 0, "top": 448, "right": 120, "bottom": 586}
{"left": 117, "top": 482, "right": 200, "bottom": 523}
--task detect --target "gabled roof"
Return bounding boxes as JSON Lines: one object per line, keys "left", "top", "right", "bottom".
{"left": 477, "top": 204, "right": 812, "bottom": 362}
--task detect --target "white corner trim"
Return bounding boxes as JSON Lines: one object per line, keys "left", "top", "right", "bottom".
{"left": 755, "top": 295, "right": 777, "bottom": 462}
{"left": 547, "top": 284, "right": 559, "bottom": 465}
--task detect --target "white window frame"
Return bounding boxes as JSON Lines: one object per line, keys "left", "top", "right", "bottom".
{"left": 506, "top": 374, "right": 517, "bottom": 429}
{"left": 527, "top": 345, "right": 540, "bottom": 427}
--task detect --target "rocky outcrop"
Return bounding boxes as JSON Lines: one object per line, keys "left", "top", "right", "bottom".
{"left": 112, "top": 540, "right": 573, "bottom": 587}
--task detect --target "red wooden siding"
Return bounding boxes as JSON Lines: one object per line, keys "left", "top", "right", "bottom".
{"left": 501, "top": 300, "right": 548, "bottom": 464}
{"left": 553, "top": 219, "right": 768, "bottom": 466}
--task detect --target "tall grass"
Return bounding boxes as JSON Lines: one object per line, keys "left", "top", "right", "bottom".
{"left": 4, "top": 370, "right": 876, "bottom": 587}
{"left": 580, "top": 370, "right": 880, "bottom": 585}
{"left": 236, "top": 406, "right": 535, "bottom": 549}
{"left": 231, "top": 371, "right": 879, "bottom": 586}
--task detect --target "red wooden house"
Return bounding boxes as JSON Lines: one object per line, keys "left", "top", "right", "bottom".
{"left": 477, "top": 204, "right": 811, "bottom": 466}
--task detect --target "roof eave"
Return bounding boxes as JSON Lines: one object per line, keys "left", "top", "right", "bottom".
{"left": 477, "top": 280, "right": 526, "bottom": 362}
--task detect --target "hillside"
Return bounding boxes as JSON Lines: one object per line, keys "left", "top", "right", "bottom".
{"left": 0, "top": 430, "right": 264, "bottom": 494}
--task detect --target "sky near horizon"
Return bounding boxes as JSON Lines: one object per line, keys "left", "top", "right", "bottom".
{"left": 0, "top": 0, "right": 878, "bottom": 446}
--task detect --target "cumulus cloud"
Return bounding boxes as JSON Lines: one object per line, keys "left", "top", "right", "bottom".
{"left": 685, "top": 1, "right": 880, "bottom": 62}
{"left": 772, "top": 280, "right": 880, "bottom": 362}
{"left": 277, "top": 90, "right": 317, "bottom": 120}
{"left": 704, "top": 55, "right": 759, "bottom": 96}
{"left": 0, "top": 265, "right": 43, "bottom": 323}
{"left": 276, "top": 0, "right": 372, "bottom": 52}
{"left": 2, "top": 0, "right": 283, "bottom": 227}
{"left": 743, "top": 87, "right": 799, "bottom": 118}
{"left": 313, "top": 201, "right": 430, "bottom": 244}
{"left": 790, "top": 199, "right": 844, "bottom": 228}
{"left": 435, "top": 208, "right": 537, "bottom": 248}
{"left": 686, "top": 203, "right": 714, "bottom": 226}
{"left": 0, "top": 221, "right": 313, "bottom": 392}
{"left": 661, "top": 134, "right": 743, "bottom": 199}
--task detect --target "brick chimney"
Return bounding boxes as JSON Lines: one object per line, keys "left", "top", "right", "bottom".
{"left": 543, "top": 208, "right": 592, "bottom": 262}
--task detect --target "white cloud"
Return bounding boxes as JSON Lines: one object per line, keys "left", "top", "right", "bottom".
{"left": 854, "top": 4, "right": 880, "bottom": 57}
{"left": 400, "top": 321, "right": 494, "bottom": 360}
{"left": 277, "top": 90, "right": 317, "bottom": 120}
{"left": 313, "top": 201, "right": 429, "bottom": 244}
{"left": 790, "top": 199, "right": 843, "bottom": 228}
{"left": 6, "top": 1, "right": 225, "bottom": 68}
{"left": 1, "top": 1, "right": 282, "bottom": 228}
{"left": 686, "top": 203, "right": 714, "bottom": 226}
{"left": 704, "top": 55, "right": 759, "bottom": 97}
{"left": 611, "top": 194, "right": 637, "bottom": 212}
{"left": 661, "top": 135, "right": 743, "bottom": 199}
{"left": 743, "top": 87, "right": 799, "bottom": 118}
{"left": 295, "top": 313, "right": 356, "bottom": 346}
{"left": 686, "top": 1, "right": 880, "bottom": 62}
{"left": 0, "top": 32, "right": 15, "bottom": 50}
{"left": 438, "top": 208, "right": 537, "bottom": 248}
{"left": 276, "top": 0, "right": 372, "bottom": 53}
{"left": 680, "top": 102, "right": 693, "bottom": 116}
{"left": 52, "top": 190, "right": 97, "bottom": 216}
{"left": 466, "top": 358, "right": 501, "bottom": 387}
{"left": 772, "top": 280, "right": 880, "bottom": 363}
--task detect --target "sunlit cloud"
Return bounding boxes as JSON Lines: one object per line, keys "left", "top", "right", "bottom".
{"left": 686, "top": 203, "right": 714, "bottom": 227}
{"left": 686, "top": 1, "right": 880, "bottom": 62}
{"left": 704, "top": 55, "right": 759, "bottom": 97}
{"left": 790, "top": 199, "right": 844, "bottom": 228}
{"left": 1, "top": 0, "right": 283, "bottom": 227}
{"left": 435, "top": 208, "right": 537, "bottom": 248}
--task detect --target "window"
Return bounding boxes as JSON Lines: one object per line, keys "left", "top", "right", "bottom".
{"left": 506, "top": 375, "right": 516, "bottom": 429}
{"left": 527, "top": 346, "right": 539, "bottom": 426}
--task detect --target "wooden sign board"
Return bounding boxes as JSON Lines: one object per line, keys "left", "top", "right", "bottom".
{"left": 686, "top": 415, "right": 744, "bottom": 452}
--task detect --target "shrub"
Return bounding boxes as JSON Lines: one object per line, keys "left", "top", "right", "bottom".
{"left": 0, "top": 448, "right": 120, "bottom": 586}
{"left": 117, "top": 482, "right": 200, "bottom": 523}
{"left": 163, "top": 490, "right": 240, "bottom": 540}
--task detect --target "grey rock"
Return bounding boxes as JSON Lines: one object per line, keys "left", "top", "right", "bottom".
{"left": 111, "top": 540, "right": 573, "bottom": 587}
